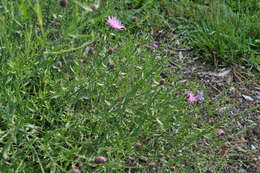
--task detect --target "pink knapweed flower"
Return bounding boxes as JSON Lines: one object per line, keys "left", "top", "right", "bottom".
{"left": 107, "top": 16, "right": 125, "bottom": 30}
{"left": 95, "top": 156, "right": 107, "bottom": 163}
{"left": 187, "top": 92, "right": 197, "bottom": 104}
{"left": 216, "top": 129, "right": 225, "bottom": 136}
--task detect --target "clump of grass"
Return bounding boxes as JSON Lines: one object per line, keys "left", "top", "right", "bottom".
{"left": 163, "top": 0, "right": 260, "bottom": 70}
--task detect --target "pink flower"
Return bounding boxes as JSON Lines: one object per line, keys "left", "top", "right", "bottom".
{"left": 256, "top": 156, "right": 260, "bottom": 160}
{"left": 95, "top": 156, "right": 107, "bottom": 163}
{"left": 195, "top": 90, "right": 205, "bottom": 102}
{"left": 187, "top": 92, "right": 197, "bottom": 104}
{"left": 107, "top": 16, "right": 125, "bottom": 30}
{"left": 216, "top": 129, "right": 225, "bottom": 136}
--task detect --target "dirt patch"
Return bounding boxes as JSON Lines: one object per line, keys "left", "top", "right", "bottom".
{"left": 163, "top": 33, "right": 260, "bottom": 172}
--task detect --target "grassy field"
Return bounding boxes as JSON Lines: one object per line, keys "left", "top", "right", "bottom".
{"left": 162, "top": 0, "right": 260, "bottom": 71}
{"left": 0, "top": 0, "right": 259, "bottom": 172}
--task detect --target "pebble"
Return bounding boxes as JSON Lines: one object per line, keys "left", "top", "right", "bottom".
{"left": 251, "top": 145, "right": 256, "bottom": 150}
{"left": 242, "top": 95, "right": 254, "bottom": 101}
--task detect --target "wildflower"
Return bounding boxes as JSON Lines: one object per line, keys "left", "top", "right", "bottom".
{"left": 216, "top": 129, "right": 225, "bottom": 136}
{"left": 107, "top": 16, "right": 125, "bottom": 30}
{"left": 195, "top": 90, "right": 205, "bottom": 102}
{"left": 95, "top": 156, "right": 107, "bottom": 163}
{"left": 187, "top": 92, "right": 197, "bottom": 104}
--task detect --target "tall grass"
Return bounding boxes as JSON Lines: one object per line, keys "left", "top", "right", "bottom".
{"left": 162, "top": 0, "right": 260, "bottom": 70}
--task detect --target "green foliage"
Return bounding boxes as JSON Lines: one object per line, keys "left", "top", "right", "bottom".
{"left": 163, "top": 0, "right": 260, "bottom": 70}
{"left": 0, "top": 0, "right": 257, "bottom": 172}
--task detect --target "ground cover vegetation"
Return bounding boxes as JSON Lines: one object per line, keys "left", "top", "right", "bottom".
{"left": 0, "top": 0, "right": 259, "bottom": 172}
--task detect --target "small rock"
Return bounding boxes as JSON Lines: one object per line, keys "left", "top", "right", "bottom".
{"left": 251, "top": 145, "right": 256, "bottom": 150}
{"left": 242, "top": 95, "right": 254, "bottom": 101}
